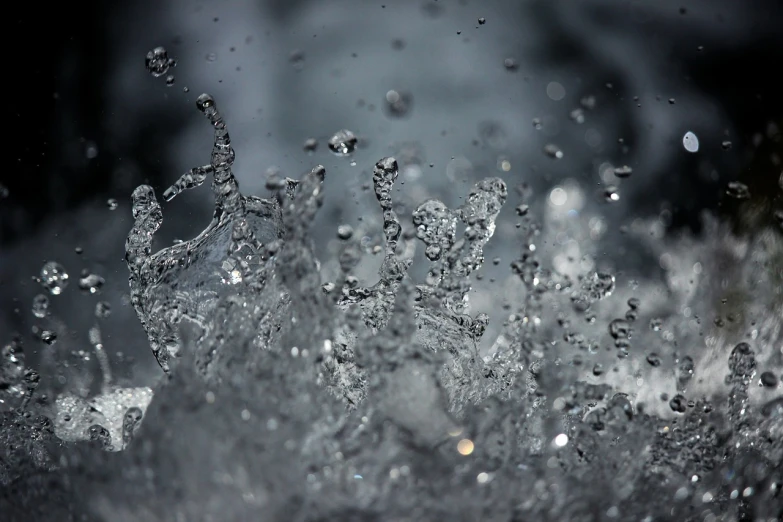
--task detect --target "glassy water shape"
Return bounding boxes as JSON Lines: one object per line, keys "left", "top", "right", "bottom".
{"left": 2, "top": 76, "right": 782, "bottom": 522}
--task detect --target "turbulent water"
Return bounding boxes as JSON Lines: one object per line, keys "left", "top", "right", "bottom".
{"left": 2, "top": 79, "right": 783, "bottom": 520}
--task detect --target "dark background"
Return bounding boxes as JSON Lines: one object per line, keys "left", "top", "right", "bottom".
{"left": 2, "top": 0, "right": 781, "bottom": 386}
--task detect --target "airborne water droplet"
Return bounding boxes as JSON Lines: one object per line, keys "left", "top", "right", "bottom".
{"left": 328, "top": 130, "right": 358, "bottom": 156}
{"left": 39, "top": 261, "right": 69, "bottom": 295}
{"left": 543, "top": 144, "right": 563, "bottom": 159}
{"left": 145, "top": 47, "right": 173, "bottom": 78}
{"left": 725, "top": 181, "right": 750, "bottom": 200}
{"left": 682, "top": 131, "right": 699, "bottom": 153}
{"left": 31, "top": 294, "right": 49, "bottom": 318}
{"left": 107, "top": 198, "right": 118, "bottom": 210}
{"left": 613, "top": 165, "right": 633, "bottom": 178}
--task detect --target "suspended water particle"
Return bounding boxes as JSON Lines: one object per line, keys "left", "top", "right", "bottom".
{"left": 646, "top": 353, "right": 662, "bottom": 367}
{"left": 165, "top": 75, "right": 175, "bottom": 86}
{"left": 721, "top": 140, "right": 732, "bottom": 150}
{"left": 515, "top": 204, "right": 529, "bottom": 216}
{"left": 503, "top": 58, "right": 518, "bottom": 71}
{"left": 107, "top": 198, "right": 118, "bottom": 210}
{"left": 668, "top": 98, "right": 675, "bottom": 104}
{"left": 85, "top": 142, "right": 98, "bottom": 159}
{"left": 613, "top": 165, "right": 633, "bottom": 178}
{"left": 205, "top": 53, "right": 217, "bottom": 62}
{"left": 39, "top": 261, "right": 69, "bottom": 295}
{"left": 532, "top": 118, "right": 542, "bottom": 130}
{"left": 478, "top": 17, "right": 486, "bottom": 25}
{"left": 303, "top": 138, "right": 318, "bottom": 153}
{"left": 581, "top": 95, "right": 596, "bottom": 109}
{"left": 543, "top": 144, "right": 563, "bottom": 159}
{"left": 592, "top": 363, "right": 604, "bottom": 376}
{"left": 384, "top": 90, "right": 413, "bottom": 118}
{"left": 87, "top": 424, "right": 112, "bottom": 450}
{"left": 759, "top": 371, "right": 778, "bottom": 388}
{"left": 546, "top": 81, "right": 566, "bottom": 101}
{"left": 725, "top": 181, "right": 750, "bottom": 200}
{"left": 40, "top": 330, "right": 57, "bottom": 345}
{"left": 682, "top": 131, "right": 699, "bottom": 153}
{"left": 79, "top": 273, "right": 105, "bottom": 294}
{"left": 609, "top": 319, "right": 631, "bottom": 340}
{"left": 289, "top": 50, "right": 305, "bottom": 69}
{"left": 337, "top": 225, "right": 354, "bottom": 240}
{"left": 669, "top": 394, "right": 687, "bottom": 413}
{"left": 457, "top": 438, "right": 474, "bottom": 455}
{"left": 569, "top": 108, "right": 585, "bottom": 124}
{"left": 627, "top": 297, "right": 640, "bottom": 310}
{"left": 183, "top": 86, "right": 190, "bottom": 93}
{"left": 328, "top": 129, "right": 358, "bottom": 156}
{"left": 145, "top": 47, "right": 174, "bottom": 77}
{"left": 95, "top": 301, "right": 112, "bottom": 319}
{"left": 122, "top": 407, "right": 143, "bottom": 445}
{"left": 650, "top": 318, "right": 663, "bottom": 331}
{"left": 554, "top": 433, "right": 568, "bottom": 447}
{"left": 31, "top": 294, "right": 49, "bottom": 318}
{"left": 603, "top": 186, "right": 620, "bottom": 202}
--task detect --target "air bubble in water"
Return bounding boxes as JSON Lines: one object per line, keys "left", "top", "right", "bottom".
{"left": 145, "top": 47, "right": 174, "bottom": 77}
{"left": 39, "top": 261, "right": 69, "bottom": 295}
{"left": 328, "top": 129, "right": 358, "bottom": 156}
{"left": 31, "top": 294, "right": 49, "bottom": 318}
{"left": 682, "top": 131, "right": 699, "bottom": 152}
{"left": 337, "top": 225, "right": 354, "bottom": 240}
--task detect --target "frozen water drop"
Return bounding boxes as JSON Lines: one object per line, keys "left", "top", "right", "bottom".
{"left": 682, "top": 131, "right": 699, "bottom": 153}
{"left": 39, "top": 261, "right": 69, "bottom": 295}
{"left": 328, "top": 129, "right": 358, "bottom": 156}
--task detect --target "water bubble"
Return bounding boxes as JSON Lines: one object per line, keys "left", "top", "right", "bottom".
{"left": 328, "top": 129, "right": 358, "bottom": 156}
{"left": 95, "top": 301, "right": 112, "bottom": 319}
{"left": 337, "top": 225, "right": 354, "bottom": 240}
{"left": 613, "top": 165, "right": 633, "bottom": 178}
{"left": 303, "top": 138, "right": 318, "bottom": 153}
{"left": 725, "top": 181, "right": 750, "bottom": 200}
{"left": 603, "top": 186, "right": 620, "bottom": 202}
{"left": 646, "top": 353, "right": 662, "bottom": 367}
{"left": 145, "top": 47, "right": 173, "bottom": 77}
{"left": 759, "top": 372, "right": 778, "bottom": 388}
{"left": 669, "top": 394, "right": 687, "bottom": 413}
{"left": 107, "top": 198, "right": 118, "bottom": 210}
{"left": 682, "top": 131, "right": 699, "bottom": 153}
{"left": 79, "top": 273, "right": 105, "bottom": 294}
{"left": 31, "top": 294, "right": 49, "bottom": 318}
{"left": 384, "top": 90, "right": 413, "bottom": 118}
{"left": 503, "top": 58, "right": 518, "bottom": 71}
{"left": 39, "top": 261, "right": 69, "bottom": 295}
{"left": 543, "top": 144, "right": 563, "bottom": 159}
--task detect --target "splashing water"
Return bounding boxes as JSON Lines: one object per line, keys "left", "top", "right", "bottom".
{"left": 1, "top": 84, "right": 782, "bottom": 521}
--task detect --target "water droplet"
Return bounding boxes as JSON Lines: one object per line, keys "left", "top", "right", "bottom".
{"left": 546, "top": 81, "right": 565, "bottom": 101}
{"left": 384, "top": 90, "right": 413, "bottom": 118}
{"left": 603, "top": 186, "right": 620, "bottom": 202}
{"left": 303, "top": 138, "right": 318, "bottom": 153}
{"left": 205, "top": 52, "right": 217, "bottom": 62}
{"left": 503, "top": 58, "right": 518, "bottom": 71}
{"left": 515, "top": 204, "right": 529, "bottom": 216}
{"left": 289, "top": 50, "right": 305, "bottom": 69}
{"left": 328, "top": 129, "right": 358, "bottom": 156}
{"left": 669, "top": 394, "right": 687, "bottom": 413}
{"left": 95, "top": 301, "right": 112, "bottom": 319}
{"left": 145, "top": 47, "right": 173, "bottom": 77}
{"left": 478, "top": 17, "right": 486, "bottom": 25}
{"left": 613, "top": 165, "right": 633, "bottom": 178}
{"left": 79, "top": 273, "right": 105, "bottom": 294}
{"left": 88, "top": 424, "right": 112, "bottom": 449}
{"left": 39, "top": 261, "right": 69, "bottom": 295}
{"left": 721, "top": 140, "right": 732, "bottom": 150}
{"left": 543, "top": 144, "right": 563, "bottom": 159}
{"left": 569, "top": 108, "right": 585, "bottom": 124}
{"left": 337, "top": 225, "right": 354, "bottom": 240}
{"left": 165, "top": 75, "right": 175, "bottom": 86}
{"left": 683, "top": 131, "right": 699, "bottom": 153}
{"left": 107, "top": 198, "right": 118, "bottom": 210}
{"left": 40, "top": 330, "right": 57, "bottom": 345}
{"left": 725, "top": 181, "right": 750, "bottom": 200}
{"left": 31, "top": 294, "right": 49, "bottom": 318}
{"left": 646, "top": 353, "right": 662, "bottom": 367}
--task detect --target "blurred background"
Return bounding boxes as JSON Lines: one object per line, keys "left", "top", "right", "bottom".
{"left": 2, "top": 0, "right": 781, "bottom": 389}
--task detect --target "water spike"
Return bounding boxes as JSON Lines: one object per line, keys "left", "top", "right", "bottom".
{"left": 162, "top": 164, "right": 214, "bottom": 202}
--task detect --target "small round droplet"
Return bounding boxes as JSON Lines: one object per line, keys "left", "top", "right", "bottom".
{"left": 613, "top": 165, "right": 633, "bottom": 178}
{"left": 604, "top": 186, "right": 620, "bottom": 202}
{"left": 669, "top": 394, "right": 687, "bottom": 413}
{"left": 79, "top": 273, "right": 105, "bottom": 294}
{"left": 39, "top": 261, "right": 69, "bottom": 295}
{"left": 646, "top": 353, "right": 662, "bottom": 367}
{"left": 303, "top": 138, "right": 318, "bottom": 153}
{"left": 384, "top": 90, "right": 413, "bottom": 118}
{"left": 165, "top": 75, "right": 175, "bottom": 86}
{"left": 337, "top": 225, "right": 354, "bottom": 240}
{"left": 31, "top": 294, "right": 50, "bottom": 318}
{"left": 515, "top": 204, "right": 529, "bottom": 216}
{"left": 503, "top": 58, "right": 518, "bottom": 71}
{"left": 592, "top": 363, "right": 604, "bottom": 376}
{"left": 721, "top": 140, "right": 732, "bottom": 150}
{"left": 328, "top": 130, "right": 358, "bottom": 156}
{"left": 196, "top": 93, "right": 215, "bottom": 112}
{"left": 107, "top": 198, "right": 118, "bottom": 210}
{"left": 205, "top": 52, "right": 217, "bottom": 62}
{"left": 682, "top": 131, "right": 699, "bottom": 153}
{"left": 478, "top": 17, "right": 486, "bottom": 25}
{"left": 183, "top": 86, "right": 190, "bottom": 93}
{"left": 543, "top": 144, "right": 563, "bottom": 159}
{"left": 760, "top": 371, "right": 778, "bottom": 388}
